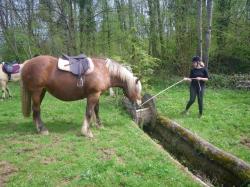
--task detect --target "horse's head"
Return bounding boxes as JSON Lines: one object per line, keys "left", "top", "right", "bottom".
{"left": 105, "top": 59, "right": 142, "bottom": 105}
{"left": 125, "top": 77, "right": 142, "bottom": 106}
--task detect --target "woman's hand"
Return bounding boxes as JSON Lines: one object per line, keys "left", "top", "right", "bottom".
{"left": 184, "top": 77, "right": 191, "bottom": 82}
{"left": 196, "top": 77, "right": 202, "bottom": 80}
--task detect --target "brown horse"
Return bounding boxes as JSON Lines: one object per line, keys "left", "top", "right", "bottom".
{"left": 21, "top": 55, "right": 142, "bottom": 138}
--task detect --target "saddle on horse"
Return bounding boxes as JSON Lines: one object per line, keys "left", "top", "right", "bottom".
{"left": 58, "top": 54, "right": 94, "bottom": 87}
{"left": 2, "top": 61, "right": 21, "bottom": 80}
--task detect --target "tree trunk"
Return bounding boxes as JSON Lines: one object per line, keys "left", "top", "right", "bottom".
{"left": 68, "top": 0, "right": 76, "bottom": 54}
{"left": 155, "top": 0, "right": 164, "bottom": 58}
{"left": 197, "top": 0, "right": 202, "bottom": 58}
{"left": 147, "top": 0, "right": 158, "bottom": 57}
{"left": 86, "top": 0, "right": 96, "bottom": 55}
{"left": 26, "top": 0, "right": 34, "bottom": 37}
{"left": 78, "top": 0, "right": 85, "bottom": 52}
{"left": 215, "top": 0, "right": 232, "bottom": 71}
{"left": 115, "top": 0, "right": 126, "bottom": 31}
{"left": 247, "top": 0, "right": 250, "bottom": 20}
{"left": 204, "top": 0, "right": 213, "bottom": 67}
{"left": 0, "top": 0, "right": 19, "bottom": 57}
{"left": 102, "top": 0, "right": 111, "bottom": 55}
{"left": 128, "top": 0, "right": 134, "bottom": 29}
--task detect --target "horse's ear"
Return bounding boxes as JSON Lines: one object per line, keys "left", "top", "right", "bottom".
{"left": 135, "top": 78, "right": 140, "bottom": 84}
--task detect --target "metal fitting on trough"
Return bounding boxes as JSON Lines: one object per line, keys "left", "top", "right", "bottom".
{"left": 123, "top": 93, "right": 157, "bottom": 128}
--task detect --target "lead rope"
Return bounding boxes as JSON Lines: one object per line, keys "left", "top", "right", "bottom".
{"left": 139, "top": 79, "right": 185, "bottom": 108}
{"left": 198, "top": 80, "right": 201, "bottom": 92}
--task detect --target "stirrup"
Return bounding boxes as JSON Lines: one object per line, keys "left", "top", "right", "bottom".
{"left": 77, "top": 76, "right": 84, "bottom": 87}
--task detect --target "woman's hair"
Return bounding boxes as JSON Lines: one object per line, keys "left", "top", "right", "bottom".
{"left": 192, "top": 56, "right": 205, "bottom": 68}
{"left": 199, "top": 61, "right": 205, "bottom": 67}
{"left": 192, "top": 56, "right": 201, "bottom": 63}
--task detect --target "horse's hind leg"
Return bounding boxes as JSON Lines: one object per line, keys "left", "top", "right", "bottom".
{"left": 94, "top": 100, "right": 103, "bottom": 128}
{"left": 32, "top": 89, "right": 48, "bottom": 135}
{"left": 1, "top": 81, "right": 7, "bottom": 99}
{"left": 6, "top": 86, "right": 12, "bottom": 98}
{"left": 1, "top": 90, "right": 4, "bottom": 99}
{"left": 81, "top": 93, "right": 101, "bottom": 138}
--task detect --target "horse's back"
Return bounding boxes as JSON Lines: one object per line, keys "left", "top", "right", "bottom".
{"left": 21, "top": 56, "right": 57, "bottom": 88}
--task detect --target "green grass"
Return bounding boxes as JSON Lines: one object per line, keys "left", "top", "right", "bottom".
{"left": 0, "top": 83, "right": 201, "bottom": 187}
{"left": 149, "top": 81, "right": 250, "bottom": 163}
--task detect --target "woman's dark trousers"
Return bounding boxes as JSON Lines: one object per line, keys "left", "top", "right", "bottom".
{"left": 185, "top": 84, "right": 204, "bottom": 115}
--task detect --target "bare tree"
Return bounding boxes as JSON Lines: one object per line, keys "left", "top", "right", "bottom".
{"left": 197, "top": 0, "right": 202, "bottom": 58}
{"left": 147, "top": 0, "right": 159, "bottom": 57}
{"left": 128, "top": 0, "right": 134, "bottom": 29}
{"left": 155, "top": 0, "right": 164, "bottom": 58}
{"left": 0, "top": 0, "right": 19, "bottom": 57}
{"left": 68, "top": 0, "right": 77, "bottom": 54}
{"left": 204, "top": 0, "right": 213, "bottom": 67}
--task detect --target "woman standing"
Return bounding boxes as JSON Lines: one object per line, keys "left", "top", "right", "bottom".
{"left": 182, "top": 56, "right": 209, "bottom": 117}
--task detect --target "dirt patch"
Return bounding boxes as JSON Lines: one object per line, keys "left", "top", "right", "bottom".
{"left": 240, "top": 138, "right": 250, "bottom": 149}
{"left": 41, "top": 157, "right": 57, "bottom": 165}
{"left": 99, "top": 148, "right": 116, "bottom": 160}
{"left": 98, "top": 148, "right": 125, "bottom": 165}
{"left": 16, "top": 147, "right": 37, "bottom": 155}
{"left": 116, "top": 156, "right": 125, "bottom": 165}
{"left": 0, "top": 161, "right": 18, "bottom": 186}
{"left": 52, "top": 136, "right": 61, "bottom": 144}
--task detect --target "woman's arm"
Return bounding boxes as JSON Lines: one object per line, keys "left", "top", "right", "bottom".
{"left": 184, "top": 69, "right": 193, "bottom": 82}
{"left": 196, "top": 77, "right": 208, "bottom": 81}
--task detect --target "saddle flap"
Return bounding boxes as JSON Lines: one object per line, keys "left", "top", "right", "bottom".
{"left": 58, "top": 58, "right": 70, "bottom": 71}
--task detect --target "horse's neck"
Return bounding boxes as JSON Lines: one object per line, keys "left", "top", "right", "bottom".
{"left": 110, "top": 76, "right": 127, "bottom": 89}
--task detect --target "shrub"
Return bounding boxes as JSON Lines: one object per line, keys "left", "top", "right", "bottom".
{"left": 208, "top": 74, "right": 250, "bottom": 89}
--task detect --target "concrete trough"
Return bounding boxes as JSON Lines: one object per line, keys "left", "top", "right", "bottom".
{"left": 123, "top": 95, "right": 250, "bottom": 186}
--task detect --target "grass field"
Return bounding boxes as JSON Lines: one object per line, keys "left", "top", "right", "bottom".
{"left": 0, "top": 83, "right": 202, "bottom": 187}
{"left": 151, "top": 80, "right": 250, "bottom": 163}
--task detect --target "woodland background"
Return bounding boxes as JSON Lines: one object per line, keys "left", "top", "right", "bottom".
{"left": 0, "top": 0, "right": 249, "bottom": 78}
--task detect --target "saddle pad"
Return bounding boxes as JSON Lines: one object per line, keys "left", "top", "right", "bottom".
{"left": 58, "top": 57, "right": 94, "bottom": 75}
{"left": 2, "top": 63, "right": 20, "bottom": 74}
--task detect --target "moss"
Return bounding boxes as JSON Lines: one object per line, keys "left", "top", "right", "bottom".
{"left": 155, "top": 115, "right": 250, "bottom": 181}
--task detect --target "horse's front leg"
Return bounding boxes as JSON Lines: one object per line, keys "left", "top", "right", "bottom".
{"left": 94, "top": 100, "right": 103, "bottom": 128}
{"left": 81, "top": 93, "right": 100, "bottom": 138}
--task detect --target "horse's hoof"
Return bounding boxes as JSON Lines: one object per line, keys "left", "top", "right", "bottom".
{"left": 81, "top": 130, "right": 94, "bottom": 138}
{"left": 87, "top": 131, "right": 94, "bottom": 138}
{"left": 39, "top": 130, "right": 49, "bottom": 135}
{"left": 96, "top": 124, "right": 104, "bottom": 129}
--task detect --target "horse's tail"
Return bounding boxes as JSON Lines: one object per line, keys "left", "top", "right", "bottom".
{"left": 20, "top": 67, "right": 31, "bottom": 117}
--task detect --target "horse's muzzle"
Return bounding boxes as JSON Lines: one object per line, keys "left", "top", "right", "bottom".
{"left": 136, "top": 99, "right": 142, "bottom": 106}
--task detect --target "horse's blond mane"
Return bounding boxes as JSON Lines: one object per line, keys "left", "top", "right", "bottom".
{"left": 105, "top": 59, "right": 136, "bottom": 93}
